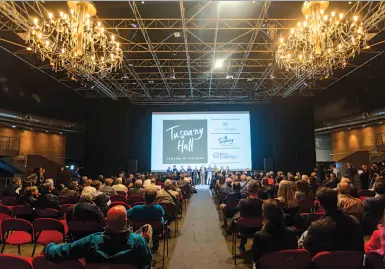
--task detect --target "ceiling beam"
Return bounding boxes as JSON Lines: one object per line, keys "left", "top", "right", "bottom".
{"left": 208, "top": 2, "right": 220, "bottom": 98}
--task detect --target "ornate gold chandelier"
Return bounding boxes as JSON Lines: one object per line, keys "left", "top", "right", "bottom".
{"left": 276, "top": 1, "right": 367, "bottom": 78}
{"left": 26, "top": 1, "right": 123, "bottom": 78}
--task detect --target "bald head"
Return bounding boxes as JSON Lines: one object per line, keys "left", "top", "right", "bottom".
{"left": 106, "top": 205, "right": 127, "bottom": 231}
{"left": 338, "top": 181, "right": 351, "bottom": 195}
{"left": 240, "top": 175, "right": 247, "bottom": 182}
{"left": 225, "top": 177, "right": 233, "bottom": 186}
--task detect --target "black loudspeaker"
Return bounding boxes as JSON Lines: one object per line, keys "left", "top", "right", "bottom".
{"left": 264, "top": 157, "right": 273, "bottom": 171}
{"left": 127, "top": 159, "right": 138, "bottom": 174}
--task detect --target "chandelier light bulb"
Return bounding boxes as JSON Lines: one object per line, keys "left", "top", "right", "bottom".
{"left": 60, "top": 11, "right": 63, "bottom": 17}
{"left": 291, "top": 28, "right": 295, "bottom": 34}
{"left": 331, "top": 11, "right": 335, "bottom": 17}
{"left": 303, "top": 21, "right": 307, "bottom": 27}
{"left": 111, "top": 35, "right": 115, "bottom": 41}
{"left": 33, "top": 18, "right": 38, "bottom": 25}
{"left": 324, "top": 15, "right": 328, "bottom": 21}
{"left": 338, "top": 44, "right": 342, "bottom": 49}
{"left": 101, "top": 27, "right": 104, "bottom": 33}
{"left": 339, "top": 13, "right": 343, "bottom": 19}
{"left": 38, "top": 32, "right": 42, "bottom": 39}
{"left": 297, "top": 22, "right": 301, "bottom": 27}
{"left": 280, "top": 38, "right": 284, "bottom": 43}
{"left": 27, "top": 47, "right": 32, "bottom": 51}
{"left": 70, "top": 9, "right": 74, "bottom": 15}
{"left": 63, "top": 14, "right": 68, "bottom": 19}
{"left": 61, "top": 48, "right": 65, "bottom": 53}
{"left": 45, "top": 40, "right": 49, "bottom": 46}
{"left": 320, "top": 10, "right": 324, "bottom": 15}
{"left": 98, "top": 21, "right": 101, "bottom": 27}
{"left": 48, "top": 13, "right": 53, "bottom": 19}
{"left": 354, "top": 16, "right": 358, "bottom": 21}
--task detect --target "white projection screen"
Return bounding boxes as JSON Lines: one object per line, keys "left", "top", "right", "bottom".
{"left": 151, "top": 111, "right": 252, "bottom": 172}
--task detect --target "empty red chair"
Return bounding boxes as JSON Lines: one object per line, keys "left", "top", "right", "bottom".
{"left": 32, "top": 218, "right": 66, "bottom": 256}
{"left": 259, "top": 249, "right": 311, "bottom": 269}
{"left": 110, "top": 195, "right": 127, "bottom": 203}
{"left": 0, "top": 205, "right": 13, "bottom": 221}
{"left": 32, "top": 255, "right": 84, "bottom": 269}
{"left": 1, "top": 197, "right": 17, "bottom": 206}
{"left": 108, "top": 202, "right": 131, "bottom": 211}
{"left": 312, "top": 251, "right": 364, "bottom": 269}
{"left": 59, "top": 196, "right": 78, "bottom": 205}
{"left": 1, "top": 218, "right": 33, "bottom": 255}
{"left": 0, "top": 254, "right": 33, "bottom": 269}
{"left": 12, "top": 205, "right": 34, "bottom": 219}
{"left": 86, "top": 264, "right": 138, "bottom": 269}
{"left": 35, "top": 208, "right": 60, "bottom": 219}
{"left": 127, "top": 195, "right": 144, "bottom": 205}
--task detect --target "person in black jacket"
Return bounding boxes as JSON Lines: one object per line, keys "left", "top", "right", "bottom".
{"left": 363, "top": 179, "right": 385, "bottom": 233}
{"left": 22, "top": 186, "right": 39, "bottom": 207}
{"left": 323, "top": 172, "right": 338, "bottom": 189}
{"left": 252, "top": 198, "right": 297, "bottom": 263}
{"left": 1, "top": 177, "right": 22, "bottom": 198}
{"left": 91, "top": 180, "right": 111, "bottom": 215}
{"left": 36, "top": 182, "right": 60, "bottom": 210}
{"left": 302, "top": 187, "right": 364, "bottom": 256}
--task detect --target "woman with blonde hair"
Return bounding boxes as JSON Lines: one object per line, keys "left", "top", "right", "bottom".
{"left": 277, "top": 180, "right": 299, "bottom": 226}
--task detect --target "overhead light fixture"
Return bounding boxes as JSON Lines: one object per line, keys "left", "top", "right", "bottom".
{"left": 131, "top": 23, "right": 137, "bottom": 28}
{"left": 173, "top": 32, "right": 181, "bottom": 38}
{"left": 253, "top": 1, "right": 256, "bottom": 3}
{"left": 276, "top": 1, "right": 366, "bottom": 78}
{"left": 226, "top": 63, "right": 234, "bottom": 79}
{"left": 128, "top": 63, "right": 134, "bottom": 67}
{"left": 148, "top": 80, "right": 154, "bottom": 83}
{"left": 214, "top": 59, "right": 224, "bottom": 69}
{"left": 349, "top": 1, "right": 352, "bottom": 4}
{"left": 168, "top": 66, "right": 176, "bottom": 79}
{"left": 141, "top": 1, "right": 145, "bottom": 4}
{"left": 45, "top": 130, "right": 49, "bottom": 133}
{"left": 11, "top": 125, "right": 16, "bottom": 128}
{"left": 247, "top": 78, "right": 254, "bottom": 82}
{"left": 30, "top": 128, "right": 34, "bottom": 131}
{"left": 380, "top": 122, "right": 383, "bottom": 124}
{"left": 26, "top": 47, "right": 32, "bottom": 51}
{"left": 59, "top": 132, "right": 63, "bottom": 135}
{"left": 27, "top": 1, "right": 123, "bottom": 78}
{"left": 363, "top": 124, "right": 366, "bottom": 127}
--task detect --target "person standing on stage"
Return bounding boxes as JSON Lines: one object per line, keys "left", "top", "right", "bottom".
{"left": 213, "top": 165, "right": 218, "bottom": 175}
{"left": 180, "top": 166, "right": 186, "bottom": 174}
{"left": 200, "top": 165, "right": 206, "bottom": 185}
{"left": 192, "top": 166, "right": 199, "bottom": 185}
{"left": 207, "top": 165, "right": 213, "bottom": 185}
{"left": 225, "top": 166, "right": 230, "bottom": 177}
{"left": 219, "top": 166, "right": 224, "bottom": 175}
{"left": 167, "top": 166, "right": 172, "bottom": 174}
{"left": 172, "top": 165, "right": 178, "bottom": 173}
{"left": 187, "top": 166, "right": 192, "bottom": 176}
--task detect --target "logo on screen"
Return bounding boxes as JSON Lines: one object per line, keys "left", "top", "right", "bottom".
{"left": 222, "top": 122, "right": 229, "bottom": 128}
{"left": 213, "top": 152, "right": 238, "bottom": 160}
{"left": 218, "top": 136, "right": 234, "bottom": 145}
{"left": 163, "top": 119, "right": 208, "bottom": 164}
{"left": 216, "top": 121, "right": 236, "bottom": 131}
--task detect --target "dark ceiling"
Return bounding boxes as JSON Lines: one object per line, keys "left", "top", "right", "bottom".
{"left": 0, "top": 1, "right": 384, "bottom": 106}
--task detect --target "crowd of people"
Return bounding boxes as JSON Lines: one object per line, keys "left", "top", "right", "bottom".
{"left": 0, "top": 168, "right": 194, "bottom": 268}
{"left": 212, "top": 163, "right": 385, "bottom": 265}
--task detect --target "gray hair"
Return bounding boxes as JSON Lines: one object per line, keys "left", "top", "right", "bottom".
{"left": 115, "top": 177, "right": 123, "bottom": 184}
{"left": 81, "top": 186, "right": 97, "bottom": 202}
{"left": 135, "top": 179, "right": 143, "bottom": 188}
{"left": 164, "top": 179, "right": 172, "bottom": 190}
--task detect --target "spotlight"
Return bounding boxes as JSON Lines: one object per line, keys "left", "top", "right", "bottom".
{"left": 131, "top": 23, "right": 137, "bottom": 28}
{"left": 380, "top": 122, "right": 383, "bottom": 124}
{"left": 45, "top": 130, "right": 49, "bottom": 133}
{"left": 168, "top": 67, "right": 176, "bottom": 79}
{"left": 226, "top": 64, "right": 234, "bottom": 80}
{"left": 26, "top": 47, "right": 32, "bottom": 51}
{"left": 59, "top": 132, "right": 63, "bottom": 135}
{"left": 141, "top": 1, "right": 144, "bottom": 4}
{"left": 11, "top": 125, "right": 16, "bottom": 128}
{"left": 173, "top": 32, "right": 181, "bottom": 38}
{"left": 303, "top": 82, "right": 308, "bottom": 86}
{"left": 214, "top": 59, "right": 224, "bottom": 69}
{"left": 30, "top": 128, "right": 33, "bottom": 131}
{"left": 148, "top": 80, "right": 154, "bottom": 83}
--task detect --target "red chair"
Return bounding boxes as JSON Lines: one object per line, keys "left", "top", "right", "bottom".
{"left": 232, "top": 217, "right": 263, "bottom": 265}
{"left": 116, "top": 191, "right": 127, "bottom": 197}
{"left": 131, "top": 220, "right": 167, "bottom": 268}
{"left": 0, "top": 254, "right": 33, "bottom": 269}
{"left": 131, "top": 202, "right": 145, "bottom": 207}
{"left": 358, "top": 189, "right": 375, "bottom": 198}
{"left": 1, "top": 197, "right": 17, "bottom": 206}
{"left": 35, "top": 208, "right": 60, "bottom": 219}
{"left": 32, "top": 218, "right": 66, "bottom": 256}
{"left": 108, "top": 202, "right": 131, "bottom": 211}
{"left": 1, "top": 218, "right": 33, "bottom": 255}
{"left": 12, "top": 205, "right": 34, "bottom": 219}
{"left": 85, "top": 264, "right": 138, "bottom": 269}
{"left": 60, "top": 204, "right": 74, "bottom": 218}
{"left": 67, "top": 220, "right": 104, "bottom": 241}
{"left": 0, "top": 205, "right": 13, "bottom": 221}
{"left": 32, "top": 255, "right": 84, "bottom": 269}
{"left": 312, "top": 251, "right": 364, "bottom": 269}
{"left": 127, "top": 195, "right": 145, "bottom": 205}
{"left": 259, "top": 249, "right": 311, "bottom": 269}
{"left": 59, "top": 196, "right": 78, "bottom": 205}
{"left": 359, "top": 196, "right": 368, "bottom": 202}
{"left": 158, "top": 202, "right": 180, "bottom": 237}
{"left": 110, "top": 195, "right": 127, "bottom": 203}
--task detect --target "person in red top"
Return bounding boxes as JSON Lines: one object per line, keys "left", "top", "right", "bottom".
{"left": 365, "top": 208, "right": 385, "bottom": 255}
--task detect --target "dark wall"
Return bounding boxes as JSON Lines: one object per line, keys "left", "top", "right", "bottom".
{"left": 84, "top": 98, "right": 316, "bottom": 178}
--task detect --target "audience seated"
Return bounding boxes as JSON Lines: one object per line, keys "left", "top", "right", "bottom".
{"left": 295, "top": 179, "right": 312, "bottom": 202}
{"left": 66, "top": 187, "right": 104, "bottom": 225}
{"left": 301, "top": 187, "right": 364, "bottom": 256}
{"left": 239, "top": 175, "right": 249, "bottom": 195}
{"left": 337, "top": 181, "right": 364, "bottom": 221}
{"left": 92, "top": 180, "right": 111, "bottom": 215}
{"left": 323, "top": 172, "right": 338, "bottom": 189}
{"left": 22, "top": 186, "right": 39, "bottom": 207}
{"left": 226, "top": 180, "right": 263, "bottom": 252}
{"left": 220, "top": 181, "right": 243, "bottom": 228}
{"left": 252, "top": 198, "right": 298, "bottom": 263}
{"left": 112, "top": 177, "right": 128, "bottom": 193}
{"left": 219, "top": 178, "right": 233, "bottom": 199}
{"left": 277, "top": 180, "right": 299, "bottom": 226}
{"left": 365, "top": 208, "right": 385, "bottom": 255}
{"left": 1, "top": 177, "right": 21, "bottom": 198}
{"left": 143, "top": 178, "right": 159, "bottom": 191}
{"left": 156, "top": 179, "right": 179, "bottom": 206}
{"left": 61, "top": 179, "right": 79, "bottom": 197}
{"left": 129, "top": 179, "right": 145, "bottom": 196}
{"left": 127, "top": 189, "right": 165, "bottom": 253}
{"left": 363, "top": 180, "right": 385, "bottom": 233}
{"left": 36, "top": 182, "right": 60, "bottom": 210}
{"left": 44, "top": 205, "right": 152, "bottom": 267}
{"left": 100, "top": 178, "right": 117, "bottom": 196}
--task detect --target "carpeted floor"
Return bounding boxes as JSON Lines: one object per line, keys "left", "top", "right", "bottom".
{"left": 168, "top": 187, "right": 234, "bottom": 269}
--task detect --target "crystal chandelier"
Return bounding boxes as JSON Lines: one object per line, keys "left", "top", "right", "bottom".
{"left": 26, "top": 1, "right": 123, "bottom": 78}
{"left": 276, "top": 1, "right": 367, "bottom": 78}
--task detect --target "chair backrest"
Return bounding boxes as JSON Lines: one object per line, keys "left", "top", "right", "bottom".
{"left": 358, "top": 189, "right": 375, "bottom": 198}
{"left": 33, "top": 218, "right": 65, "bottom": 235}
{"left": 298, "top": 198, "right": 314, "bottom": 213}
{"left": 60, "top": 204, "right": 74, "bottom": 215}
{"left": 0, "top": 205, "right": 13, "bottom": 220}
{"left": 116, "top": 191, "right": 127, "bottom": 197}
{"left": 108, "top": 202, "right": 131, "bottom": 210}
{"left": 12, "top": 205, "right": 34, "bottom": 217}
{"left": 157, "top": 202, "right": 177, "bottom": 217}
{"left": 226, "top": 199, "right": 240, "bottom": 211}
{"left": 1, "top": 197, "right": 17, "bottom": 206}
{"left": 132, "top": 220, "right": 163, "bottom": 233}
{"left": 236, "top": 217, "right": 263, "bottom": 229}
{"left": 312, "top": 251, "right": 364, "bottom": 269}
{"left": 59, "top": 196, "right": 78, "bottom": 205}
{"left": 32, "top": 256, "right": 84, "bottom": 269}
{"left": 127, "top": 195, "right": 145, "bottom": 204}
{"left": 0, "top": 254, "right": 33, "bottom": 269}
{"left": 35, "top": 208, "right": 60, "bottom": 218}
{"left": 1, "top": 218, "right": 33, "bottom": 238}
{"left": 366, "top": 252, "right": 385, "bottom": 269}
{"left": 259, "top": 249, "right": 311, "bottom": 269}
{"left": 110, "top": 195, "right": 127, "bottom": 203}
{"left": 85, "top": 264, "right": 138, "bottom": 269}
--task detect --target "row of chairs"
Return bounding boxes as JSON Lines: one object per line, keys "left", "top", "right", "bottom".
{"left": 0, "top": 254, "right": 138, "bottom": 269}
